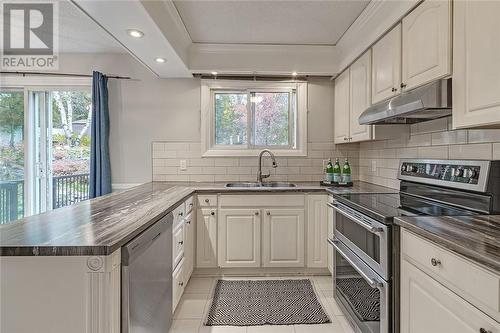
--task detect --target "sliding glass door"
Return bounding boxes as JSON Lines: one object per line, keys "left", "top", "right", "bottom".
{"left": 0, "top": 88, "right": 91, "bottom": 223}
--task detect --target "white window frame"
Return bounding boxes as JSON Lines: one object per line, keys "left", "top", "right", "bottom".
{"left": 201, "top": 79, "right": 308, "bottom": 157}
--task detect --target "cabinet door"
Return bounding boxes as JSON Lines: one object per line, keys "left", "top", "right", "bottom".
{"left": 401, "top": 259, "right": 500, "bottom": 333}
{"left": 184, "top": 212, "right": 195, "bottom": 279}
{"left": 306, "top": 195, "right": 328, "bottom": 268}
{"left": 402, "top": 0, "right": 451, "bottom": 90}
{"left": 453, "top": 1, "right": 500, "bottom": 129}
{"left": 196, "top": 208, "right": 217, "bottom": 268}
{"left": 349, "top": 50, "right": 373, "bottom": 143}
{"left": 218, "top": 209, "right": 261, "bottom": 268}
{"left": 372, "top": 24, "right": 402, "bottom": 104}
{"left": 334, "top": 69, "right": 350, "bottom": 144}
{"left": 262, "top": 208, "right": 305, "bottom": 267}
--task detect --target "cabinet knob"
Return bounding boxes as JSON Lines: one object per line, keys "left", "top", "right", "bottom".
{"left": 178, "top": 241, "right": 183, "bottom": 245}
{"left": 430, "top": 258, "right": 441, "bottom": 266}
{"left": 205, "top": 199, "right": 210, "bottom": 203}
{"left": 480, "top": 329, "right": 492, "bottom": 333}
{"left": 179, "top": 212, "right": 183, "bottom": 216}
{"left": 400, "top": 83, "right": 407, "bottom": 89}
{"left": 179, "top": 281, "right": 184, "bottom": 287}
{"left": 211, "top": 211, "right": 215, "bottom": 216}
{"left": 267, "top": 211, "right": 271, "bottom": 216}
{"left": 189, "top": 203, "right": 193, "bottom": 208}
{"left": 186, "top": 220, "right": 191, "bottom": 224}
{"left": 344, "top": 137, "right": 348, "bottom": 141}
{"left": 255, "top": 211, "right": 259, "bottom": 216}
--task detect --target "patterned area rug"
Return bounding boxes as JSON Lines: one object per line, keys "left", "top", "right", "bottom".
{"left": 205, "top": 279, "right": 331, "bottom": 326}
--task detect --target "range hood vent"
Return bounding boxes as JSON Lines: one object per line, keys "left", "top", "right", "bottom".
{"left": 359, "top": 79, "right": 452, "bottom": 125}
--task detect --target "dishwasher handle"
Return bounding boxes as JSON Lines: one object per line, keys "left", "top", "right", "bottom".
{"left": 122, "top": 212, "right": 173, "bottom": 265}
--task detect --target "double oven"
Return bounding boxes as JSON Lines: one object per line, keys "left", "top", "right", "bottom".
{"left": 328, "top": 200, "right": 393, "bottom": 333}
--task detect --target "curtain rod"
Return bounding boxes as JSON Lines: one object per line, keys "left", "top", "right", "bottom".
{"left": 0, "top": 71, "right": 132, "bottom": 80}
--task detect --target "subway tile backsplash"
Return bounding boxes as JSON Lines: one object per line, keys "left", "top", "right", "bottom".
{"left": 358, "top": 116, "right": 497, "bottom": 189}
{"left": 152, "top": 141, "right": 360, "bottom": 182}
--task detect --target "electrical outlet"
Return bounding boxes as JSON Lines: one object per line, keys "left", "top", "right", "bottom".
{"left": 180, "top": 160, "right": 187, "bottom": 171}
{"left": 371, "top": 160, "right": 377, "bottom": 172}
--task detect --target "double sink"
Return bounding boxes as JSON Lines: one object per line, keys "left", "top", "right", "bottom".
{"left": 225, "top": 182, "right": 297, "bottom": 188}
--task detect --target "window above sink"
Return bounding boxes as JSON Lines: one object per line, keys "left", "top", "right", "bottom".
{"left": 201, "top": 80, "right": 308, "bottom": 157}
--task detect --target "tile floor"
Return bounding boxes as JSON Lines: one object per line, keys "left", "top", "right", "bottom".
{"left": 170, "top": 275, "right": 355, "bottom": 333}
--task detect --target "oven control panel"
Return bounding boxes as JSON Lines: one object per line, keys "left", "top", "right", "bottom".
{"left": 400, "top": 162, "right": 481, "bottom": 184}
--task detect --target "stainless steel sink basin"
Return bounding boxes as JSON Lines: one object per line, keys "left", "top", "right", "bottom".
{"left": 225, "top": 182, "right": 296, "bottom": 188}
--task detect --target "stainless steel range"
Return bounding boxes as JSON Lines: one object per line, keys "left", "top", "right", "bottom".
{"left": 327, "top": 159, "right": 500, "bottom": 333}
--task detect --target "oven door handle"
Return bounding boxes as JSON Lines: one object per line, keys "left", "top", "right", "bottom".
{"left": 330, "top": 203, "right": 384, "bottom": 234}
{"left": 328, "top": 237, "right": 384, "bottom": 289}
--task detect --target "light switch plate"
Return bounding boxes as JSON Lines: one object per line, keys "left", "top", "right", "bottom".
{"left": 371, "top": 160, "right": 377, "bottom": 172}
{"left": 180, "top": 160, "right": 187, "bottom": 171}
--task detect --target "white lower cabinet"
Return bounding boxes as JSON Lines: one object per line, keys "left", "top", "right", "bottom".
{"left": 401, "top": 259, "right": 499, "bottom": 333}
{"left": 172, "top": 257, "right": 185, "bottom": 311}
{"left": 184, "top": 212, "right": 195, "bottom": 278}
{"left": 196, "top": 207, "right": 218, "bottom": 268}
{"left": 262, "top": 208, "right": 305, "bottom": 267}
{"left": 218, "top": 209, "right": 261, "bottom": 267}
{"left": 307, "top": 194, "right": 328, "bottom": 268}
{"left": 401, "top": 229, "right": 500, "bottom": 332}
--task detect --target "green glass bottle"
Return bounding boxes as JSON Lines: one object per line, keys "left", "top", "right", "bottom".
{"left": 333, "top": 158, "right": 341, "bottom": 183}
{"left": 326, "top": 159, "right": 334, "bottom": 182}
{"left": 342, "top": 158, "right": 351, "bottom": 183}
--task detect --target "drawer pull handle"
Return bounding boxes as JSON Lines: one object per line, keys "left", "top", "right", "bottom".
{"left": 480, "top": 329, "right": 492, "bottom": 333}
{"left": 255, "top": 211, "right": 259, "bottom": 216}
{"left": 205, "top": 199, "right": 210, "bottom": 203}
{"left": 211, "top": 211, "right": 215, "bottom": 216}
{"left": 430, "top": 258, "right": 441, "bottom": 266}
{"left": 178, "top": 241, "right": 184, "bottom": 245}
{"left": 267, "top": 211, "right": 271, "bottom": 216}
{"left": 179, "top": 282, "right": 184, "bottom": 287}
{"left": 179, "top": 212, "right": 183, "bottom": 216}
{"left": 186, "top": 220, "right": 191, "bottom": 224}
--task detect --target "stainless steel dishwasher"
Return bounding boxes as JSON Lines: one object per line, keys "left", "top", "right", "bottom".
{"left": 122, "top": 212, "right": 173, "bottom": 333}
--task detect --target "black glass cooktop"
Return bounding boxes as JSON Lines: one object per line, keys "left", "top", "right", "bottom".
{"left": 337, "top": 193, "right": 477, "bottom": 223}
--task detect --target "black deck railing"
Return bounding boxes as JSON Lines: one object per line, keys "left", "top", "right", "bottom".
{"left": 52, "top": 173, "right": 90, "bottom": 209}
{"left": 0, "top": 180, "right": 24, "bottom": 224}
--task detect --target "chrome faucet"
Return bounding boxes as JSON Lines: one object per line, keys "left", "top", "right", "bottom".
{"left": 257, "top": 149, "right": 278, "bottom": 183}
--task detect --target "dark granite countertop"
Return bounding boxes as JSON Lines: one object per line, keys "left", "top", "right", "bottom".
{"left": 0, "top": 181, "right": 392, "bottom": 257}
{"left": 395, "top": 215, "right": 500, "bottom": 273}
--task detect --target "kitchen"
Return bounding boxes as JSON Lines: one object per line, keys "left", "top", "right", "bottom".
{"left": 0, "top": 1, "right": 499, "bottom": 333}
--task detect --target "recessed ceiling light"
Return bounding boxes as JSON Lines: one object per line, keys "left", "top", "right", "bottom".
{"left": 292, "top": 72, "right": 298, "bottom": 76}
{"left": 155, "top": 57, "right": 166, "bottom": 63}
{"left": 211, "top": 71, "right": 218, "bottom": 75}
{"left": 127, "top": 29, "right": 144, "bottom": 38}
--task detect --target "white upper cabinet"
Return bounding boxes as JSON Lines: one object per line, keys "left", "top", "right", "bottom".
{"left": 334, "top": 69, "right": 350, "bottom": 144}
{"left": 453, "top": 0, "right": 500, "bottom": 129}
{"left": 349, "top": 50, "right": 373, "bottom": 143}
{"left": 402, "top": 0, "right": 452, "bottom": 91}
{"left": 372, "top": 24, "right": 402, "bottom": 104}
{"left": 218, "top": 209, "right": 261, "bottom": 268}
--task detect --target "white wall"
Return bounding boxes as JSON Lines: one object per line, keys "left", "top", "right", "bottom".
{"left": 57, "top": 54, "right": 354, "bottom": 185}
{"left": 58, "top": 53, "right": 201, "bottom": 185}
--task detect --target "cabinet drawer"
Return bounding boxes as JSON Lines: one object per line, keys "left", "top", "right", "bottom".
{"left": 402, "top": 229, "right": 500, "bottom": 321}
{"left": 219, "top": 194, "right": 304, "bottom": 207}
{"left": 172, "top": 257, "right": 185, "bottom": 312}
{"left": 173, "top": 224, "right": 185, "bottom": 269}
{"left": 198, "top": 195, "right": 217, "bottom": 207}
{"left": 172, "top": 203, "right": 186, "bottom": 229}
{"left": 185, "top": 196, "right": 194, "bottom": 214}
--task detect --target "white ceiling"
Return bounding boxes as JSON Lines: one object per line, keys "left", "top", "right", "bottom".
{"left": 173, "top": 0, "right": 370, "bottom": 45}
{"left": 57, "top": 1, "right": 125, "bottom": 53}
